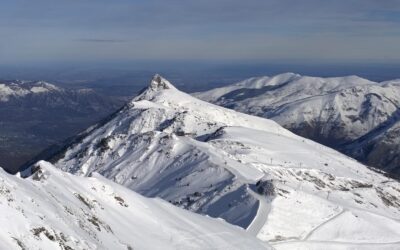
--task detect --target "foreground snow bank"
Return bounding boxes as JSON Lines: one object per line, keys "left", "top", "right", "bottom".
{"left": 1, "top": 161, "right": 269, "bottom": 250}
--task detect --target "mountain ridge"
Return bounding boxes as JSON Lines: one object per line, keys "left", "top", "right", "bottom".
{"left": 194, "top": 73, "right": 400, "bottom": 177}
{"left": 26, "top": 74, "right": 400, "bottom": 249}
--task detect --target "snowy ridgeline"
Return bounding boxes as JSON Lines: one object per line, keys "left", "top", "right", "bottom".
{"left": 194, "top": 73, "right": 400, "bottom": 176}
{"left": 40, "top": 75, "right": 400, "bottom": 249}
{"left": 0, "top": 80, "right": 61, "bottom": 101}
{"left": 0, "top": 161, "right": 268, "bottom": 250}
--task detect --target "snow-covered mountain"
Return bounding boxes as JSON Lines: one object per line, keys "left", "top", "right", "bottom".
{"left": 0, "top": 80, "right": 123, "bottom": 173}
{"left": 0, "top": 80, "right": 61, "bottom": 101}
{"left": 32, "top": 75, "right": 400, "bottom": 249}
{"left": 0, "top": 161, "right": 267, "bottom": 250}
{"left": 194, "top": 73, "right": 400, "bottom": 177}
{"left": 0, "top": 80, "right": 121, "bottom": 112}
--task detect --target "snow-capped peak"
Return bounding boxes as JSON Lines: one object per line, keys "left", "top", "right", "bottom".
{"left": 50, "top": 75, "right": 400, "bottom": 248}
{"left": 133, "top": 74, "right": 179, "bottom": 103}
{"left": 150, "top": 74, "right": 176, "bottom": 91}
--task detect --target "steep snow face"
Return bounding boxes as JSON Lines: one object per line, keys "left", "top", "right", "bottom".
{"left": 345, "top": 119, "right": 400, "bottom": 175}
{"left": 2, "top": 161, "right": 268, "bottom": 250}
{"left": 194, "top": 73, "right": 400, "bottom": 175}
{"left": 51, "top": 75, "right": 400, "bottom": 249}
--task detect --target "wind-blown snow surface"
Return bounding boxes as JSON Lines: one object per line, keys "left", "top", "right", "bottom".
{"left": 51, "top": 75, "right": 400, "bottom": 249}
{"left": 194, "top": 73, "right": 400, "bottom": 176}
{"left": 1, "top": 161, "right": 268, "bottom": 250}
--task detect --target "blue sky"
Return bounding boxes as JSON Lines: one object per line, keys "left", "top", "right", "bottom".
{"left": 1, "top": 0, "right": 400, "bottom": 65}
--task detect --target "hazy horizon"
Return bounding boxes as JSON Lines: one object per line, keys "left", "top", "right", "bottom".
{"left": 2, "top": 0, "right": 400, "bottom": 67}
{"left": 0, "top": 61, "right": 399, "bottom": 86}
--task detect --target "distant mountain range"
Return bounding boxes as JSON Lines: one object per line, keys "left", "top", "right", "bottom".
{"left": 0, "top": 80, "right": 123, "bottom": 172}
{"left": 195, "top": 73, "right": 400, "bottom": 178}
{"left": 26, "top": 75, "right": 400, "bottom": 248}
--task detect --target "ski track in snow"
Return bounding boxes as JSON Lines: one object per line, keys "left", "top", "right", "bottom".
{"left": 247, "top": 186, "right": 272, "bottom": 236}
{"left": 303, "top": 208, "right": 346, "bottom": 241}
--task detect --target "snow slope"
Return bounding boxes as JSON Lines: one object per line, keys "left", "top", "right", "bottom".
{"left": 44, "top": 75, "right": 400, "bottom": 249}
{"left": 194, "top": 73, "right": 400, "bottom": 176}
{"left": 1, "top": 161, "right": 268, "bottom": 250}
